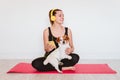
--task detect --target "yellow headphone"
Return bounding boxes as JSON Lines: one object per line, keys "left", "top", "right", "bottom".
{"left": 50, "top": 9, "right": 56, "bottom": 21}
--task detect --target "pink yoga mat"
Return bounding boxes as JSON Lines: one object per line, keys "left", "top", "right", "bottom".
{"left": 7, "top": 63, "right": 117, "bottom": 74}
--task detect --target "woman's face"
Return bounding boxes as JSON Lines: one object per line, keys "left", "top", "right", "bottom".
{"left": 55, "top": 11, "right": 64, "bottom": 24}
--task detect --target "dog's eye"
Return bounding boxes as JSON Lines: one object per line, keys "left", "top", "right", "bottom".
{"left": 60, "top": 39, "right": 62, "bottom": 41}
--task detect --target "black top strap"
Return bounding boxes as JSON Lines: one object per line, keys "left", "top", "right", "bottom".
{"left": 48, "top": 27, "right": 52, "bottom": 37}
{"left": 65, "top": 27, "right": 68, "bottom": 35}
{"left": 48, "top": 27, "right": 53, "bottom": 41}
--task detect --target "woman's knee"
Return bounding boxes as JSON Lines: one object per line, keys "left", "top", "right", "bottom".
{"left": 31, "top": 57, "right": 45, "bottom": 71}
{"left": 70, "top": 53, "right": 80, "bottom": 63}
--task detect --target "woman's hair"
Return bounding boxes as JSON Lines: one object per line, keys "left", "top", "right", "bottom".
{"left": 49, "top": 9, "right": 62, "bottom": 25}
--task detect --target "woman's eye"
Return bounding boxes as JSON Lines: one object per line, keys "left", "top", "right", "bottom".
{"left": 59, "top": 15, "right": 61, "bottom": 17}
{"left": 59, "top": 14, "right": 63, "bottom": 17}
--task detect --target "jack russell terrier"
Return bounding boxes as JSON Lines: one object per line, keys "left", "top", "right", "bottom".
{"left": 43, "top": 35, "right": 72, "bottom": 73}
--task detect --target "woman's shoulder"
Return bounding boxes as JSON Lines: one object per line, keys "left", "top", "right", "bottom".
{"left": 65, "top": 26, "right": 71, "bottom": 30}
{"left": 65, "top": 27, "right": 72, "bottom": 33}
{"left": 43, "top": 27, "right": 49, "bottom": 34}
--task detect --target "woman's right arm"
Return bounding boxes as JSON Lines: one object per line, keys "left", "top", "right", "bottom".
{"left": 43, "top": 28, "right": 55, "bottom": 52}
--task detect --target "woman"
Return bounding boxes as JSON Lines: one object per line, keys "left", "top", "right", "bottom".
{"left": 32, "top": 9, "right": 79, "bottom": 71}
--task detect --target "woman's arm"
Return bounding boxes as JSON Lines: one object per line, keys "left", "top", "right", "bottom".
{"left": 43, "top": 28, "right": 55, "bottom": 52}
{"left": 65, "top": 28, "right": 74, "bottom": 54}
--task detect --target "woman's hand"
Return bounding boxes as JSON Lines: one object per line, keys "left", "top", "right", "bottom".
{"left": 65, "top": 48, "right": 72, "bottom": 54}
{"left": 46, "top": 41, "right": 56, "bottom": 52}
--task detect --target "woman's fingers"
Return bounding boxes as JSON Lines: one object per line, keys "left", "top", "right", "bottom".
{"left": 47, "top": 43, "right": 56, "bottom": 51}
{"left": 48, "top": 41, "right": 56, "bottom": 48}
{"left": 65, "top": 48, "right": 71, "bottom": 54}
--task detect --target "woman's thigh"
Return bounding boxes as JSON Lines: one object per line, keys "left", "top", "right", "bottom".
{"left": 31, "top": 57, "right": 55, "bottom": 71}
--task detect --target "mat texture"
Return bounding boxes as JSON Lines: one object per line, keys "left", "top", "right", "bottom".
{"left": 7, "top": 62, "right": 117, "bottom": 74}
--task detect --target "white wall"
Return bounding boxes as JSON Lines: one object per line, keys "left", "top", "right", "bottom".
{"left": 0, "top": 0, "right": 120, "bottom": 59}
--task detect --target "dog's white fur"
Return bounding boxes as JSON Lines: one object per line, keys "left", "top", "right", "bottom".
{"left": 43, "top": 37, "right": 72, "bottom": 73}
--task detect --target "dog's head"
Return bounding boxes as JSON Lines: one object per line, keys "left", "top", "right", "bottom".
{"left": 56, "top": 35, "right": 69, "bottom": 45}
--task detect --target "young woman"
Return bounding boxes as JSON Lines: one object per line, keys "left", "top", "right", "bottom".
{"left": 31, "top": 9, "right": 80, "bottom": 71}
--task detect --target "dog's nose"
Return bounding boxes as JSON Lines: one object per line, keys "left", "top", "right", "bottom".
{"left": 63, "top": 41, "right": 65, "bottom": 44}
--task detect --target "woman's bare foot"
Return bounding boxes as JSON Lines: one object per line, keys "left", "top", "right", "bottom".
{"left": 62, "top": 66, "right": 75, "bottom": 71}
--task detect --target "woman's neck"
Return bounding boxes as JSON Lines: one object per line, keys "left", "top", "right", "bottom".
{"left": 52, "top": 23, "right": 63, "bottom": 29}
{"left": 50, "top": 23, "right": 65, "bottom": 37}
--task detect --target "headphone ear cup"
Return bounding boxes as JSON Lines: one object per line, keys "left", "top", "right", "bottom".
{"left": 51, "top": 16, "right": 56, "bottom": 21}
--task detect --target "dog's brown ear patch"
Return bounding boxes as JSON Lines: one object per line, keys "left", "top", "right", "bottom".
{"left": 56, "top": 37, "right": 60, "bottom": 43}
{"left": 63, "top": 35, "right": 69, "bottom": 41}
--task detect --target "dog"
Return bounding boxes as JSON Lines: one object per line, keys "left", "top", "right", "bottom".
{"left": 43, "top": 35, "right": 72, "bottom": 73}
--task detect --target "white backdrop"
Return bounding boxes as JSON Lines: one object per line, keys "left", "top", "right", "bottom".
{"left": 0, "top": 0, "right": 120, "bottom": 59}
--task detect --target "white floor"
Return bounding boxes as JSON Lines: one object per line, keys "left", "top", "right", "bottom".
{"left": 0, "top": 59, "right": 120, "bottom": 80}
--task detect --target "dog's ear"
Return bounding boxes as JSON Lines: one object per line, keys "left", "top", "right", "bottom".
{"left": 56, "top": 37, "right": 60, "bottom": 43}
{"left": 63, "top": 35, "right": 69, "bottom": 41}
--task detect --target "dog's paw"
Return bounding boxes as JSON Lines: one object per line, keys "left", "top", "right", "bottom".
{"left": 43, "top": 61, "right": 47, "bottom": 65}
{"left": 68, "top": 56, "right": 72, "bottom": 60}
{"left": 56, "top": 68, "right": 62, "bottom": 73}
{"left": 58, "top": 71, "right": 62, "bottom": 74}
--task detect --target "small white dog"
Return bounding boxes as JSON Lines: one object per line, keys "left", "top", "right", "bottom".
{"left": 43, "top": 35, "right": 72, "bottom": 73}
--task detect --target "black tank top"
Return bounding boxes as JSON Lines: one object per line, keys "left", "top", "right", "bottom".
{"left": 44, "top": 27, "right": 68, "bottom": 57}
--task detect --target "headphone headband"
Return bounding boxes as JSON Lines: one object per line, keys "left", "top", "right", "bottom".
{"left": 51, "top": 9, "right": 56, "bottom": 17}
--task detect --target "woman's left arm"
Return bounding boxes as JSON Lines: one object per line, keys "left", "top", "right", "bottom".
{"left": 65, "top": 28, "right": 74, "bottom": 54}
